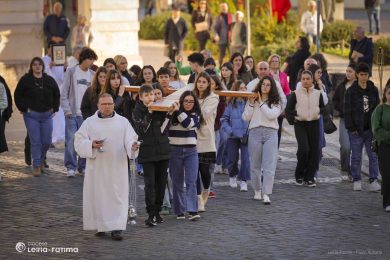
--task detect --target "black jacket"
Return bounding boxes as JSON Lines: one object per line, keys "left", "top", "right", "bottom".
{"left": 164, "top": 17, "right": 188, "bottom": 50}
{"left": 344, "top": 80, "right": 379, "bottom": 133}
{"left": 349, "top": 37, "right": 374, "bottom": 72}
{"left": 132, "top": 101, "right": 170, "bottom": 163}
{"left": 286, "top": 48, "right": 311, "bottom": 91}
{"left": 332, "top": 79, "right": 351, "bottom": 118}
{"left": 14, "top": 73, "right": 60, "bottom": 113}
{"left": 0, "top": 75, "right": 13, "bottom": 122}
{"left": 80, "top": 86, "right": 100, "bottom": 119}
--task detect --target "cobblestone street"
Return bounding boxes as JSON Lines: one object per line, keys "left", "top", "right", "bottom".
{"left": 1, "top": 130, "right": 389, "bottom": 259}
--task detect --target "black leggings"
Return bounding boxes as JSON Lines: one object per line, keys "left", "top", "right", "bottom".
{"left": 197, "top": 163, "right": 211, "bottom": 195}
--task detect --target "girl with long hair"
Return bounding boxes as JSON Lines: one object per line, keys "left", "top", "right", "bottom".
{"left": 164, "top": 61, "right": 186, "bottom": 89}
{"left": 230, "top": 52, "right": 252, "bottom": 85}
{"left": 333, "top": 63, "right": 356, "bottom": 180}
{"left": 135, "top": 65, "right": 157, "bottom": 86}
{"left": 168, "top": 91, "right": 204, "bottom": 220}
{"left": 286, "top": 71, "right": 325, "bottom": 188}
{"left": 220, "top": 62, "right": 235, "bottom": 90}
{"left": 193, "top": 72, "right": 219, "bottom": 212}
{"left": 243, "top": 76, "right": 281, "bottom": 204}
{"left": 221, "top": 80, "right": 250, "bottom": 191}
{"left": 81, "top": 66, "right": 107, "bottom": 119}
{"left": 101, "top": 69, "right": 132, "bottom": 121}
{"left": 245, "top": 55, "right": 257, "bottom": 79}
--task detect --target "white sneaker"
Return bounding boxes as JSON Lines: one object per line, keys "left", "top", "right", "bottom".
{"left": 353, "top": 181, "right": 362, "bottom": 191}
{"left": 385, "top": 206, "right": 390, "bottom": 212}
{"left": 369, "top": 180, "right": 381, "bottom": 192}
{"left": 67, "top": 170, "right": 75, "bottom": 178}
{"left": 229, "top": 177, "right": 237, "bottom": 188}
{"left": 254, "top": 190, "right": 262, "bottom": 200}
{"left": 263, "top": 194, "right": 271, "bottom": 205}
{"left": 214, "top": 164, "right": 222, "bottom": 174}
{"left": 222, "top": 168, "right": 229, "bottom": 175}
{"left": 240, "top": 181, "right": 248, "bottom": 192}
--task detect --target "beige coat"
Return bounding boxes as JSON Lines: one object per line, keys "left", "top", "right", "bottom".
{"left": 196, "top": 92, "right": 219, "bottom": 153}
{"left": 295, "top": 86, "right": 321, "bottom": 121}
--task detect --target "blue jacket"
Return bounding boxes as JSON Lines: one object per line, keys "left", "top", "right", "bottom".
{"left": 221, "top": 99, "right": 249, "bottom": 138}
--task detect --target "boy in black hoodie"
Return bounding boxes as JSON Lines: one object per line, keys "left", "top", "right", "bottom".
{"left": 132, "top": 85, "right": 178, "bottom": 226}
{"left": 344, "top": 62, "right": 380, "bottom": 192}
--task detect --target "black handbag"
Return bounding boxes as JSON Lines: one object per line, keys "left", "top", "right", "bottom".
{"left": 323, "top": 113, "right": 337, "bottom": 134}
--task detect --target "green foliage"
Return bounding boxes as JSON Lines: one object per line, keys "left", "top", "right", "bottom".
{"left": 322, "top": 47, "right": 349, "bottom": 58}
{"left": 251, "top": 42, "right": 296, "bottom": 64}
{"left": 321, "top": 20, "right": 356, "bottom": 47}
{"left": 374, "top": 37, "right": 390, "bottom": 66}
{"left": 139, "top": 12, "right": 171, "bottom": 40}
{"left": 250, "top": 9, "right": 300, "bottom": 62}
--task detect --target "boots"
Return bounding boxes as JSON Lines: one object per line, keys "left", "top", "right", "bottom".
{"left": 201, "top": 189, "right": 210, "bottom": 206}
{"left": 197, "top": 195, "right": 205, "bottom": 212}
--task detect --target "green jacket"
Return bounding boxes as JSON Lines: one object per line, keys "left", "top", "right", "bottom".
{"left": 176, "top": 61, "right": 221, "bottom": 76}
{"left": 371, "top": 104, "right": 390, "bottom": 144}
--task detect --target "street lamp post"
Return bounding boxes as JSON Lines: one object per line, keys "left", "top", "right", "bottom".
{"left": 246, "top": 0, "right": 251, "bottom": 55}
{"left": 317, "top": 0, "right": 321, "bottom": 53}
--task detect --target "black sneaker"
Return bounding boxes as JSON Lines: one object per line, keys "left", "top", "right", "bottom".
{"left": 295, "top": 179, "right": 304, "bottom": 186}
{"left": 145, "top": 215, "right": 157, "bottom": 227}
{"left": 111, "top": 230, "right": 123, "bottom": 241}
{"left": 155, "top": 213, "right": 164, "bottom": 223}
{"left": 188, "top": 212, "right": 200, "bottom": 221}
{"left": 95, "top": 232, "right": 105, "bottom": 237}
{"left": 176, "top": 214, "right": 185, "bottom": 220}
{"left": 305, "top": 180, "right": 316, "bottom": 188}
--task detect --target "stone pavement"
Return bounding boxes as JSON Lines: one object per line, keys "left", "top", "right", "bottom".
{"left": 1, "top": 133, "right": 390, "bottom": 259}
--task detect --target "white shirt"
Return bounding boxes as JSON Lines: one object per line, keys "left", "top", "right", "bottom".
{"left": 74, "top": 66, "right": 93, "bottom": 116}
{"left": 246, "top": 77, "right": 287, "bottom": 111}
{"left": 300, "top": 11, "right": 323, "bottom": 36}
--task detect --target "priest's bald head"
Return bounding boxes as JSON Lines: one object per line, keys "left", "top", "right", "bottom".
{"left": 98, "top": 93, "right": 115, "bottom": 117}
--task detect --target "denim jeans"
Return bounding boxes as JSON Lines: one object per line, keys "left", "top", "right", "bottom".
{"left": 169, "top": 146, "right": 199, "bottom": 214}
{"left": 209, "top": 130, "right": 220, "bottom": 191}
{"left": 23, "top": 111, "right": 53, "bottom": 168}
{"left": 65, "top": 116, "right": 85, "bottom": 172}
{"left": 248, "top": 127, "right": 278, "bottom": 195}
{"left": 339, "top": 118, "right": 351, "bottom": 172}
{"left": 349, "top": 130, "right": 379, "bottom": 182}
{"left": 162, "top": 174, "right": 173, "bottom": 208}
{"left": 366, "top": 6, "right": 380, "bottom": 33}
{"left": 226, "top": 138, "right": 250, "bottom": 181}
{"left": 216, "top": 129, "right": 228, "bottom": 168}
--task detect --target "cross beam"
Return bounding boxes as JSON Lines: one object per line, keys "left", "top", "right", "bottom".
{"left": 125, "top": 86, "right": 254, "bottom": 111}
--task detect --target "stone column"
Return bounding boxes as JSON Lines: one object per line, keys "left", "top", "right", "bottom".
{"left": 88, "top": 0, "right": 142, "bottom": 67}
{"left": 0, "top": 0, "right": 44, "bottom": 89}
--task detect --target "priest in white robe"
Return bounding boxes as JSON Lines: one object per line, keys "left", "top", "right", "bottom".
{"left": 74, "top": 93, "right": 139, "bottom": 241}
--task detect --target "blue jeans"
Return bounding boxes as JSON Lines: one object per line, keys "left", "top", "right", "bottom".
{"left": 216, "top": 129, "right": 228, "bottom": 168}
{"left": 339, "top": 118, "right": 351, "bottom": 172}
{"left": 248, "top": 127, "right": 278, "bottom": 195}
{"left": 226, "top": 138, "right": 250, "bottom": 181}
{"left": 169, "top": 146, "right": 199, "bottom": 214}
{"left": 349, "top": 130, "right": 379, "bottom": 182}
{"left": 366, "top": 6, "right": 380, "bottom": 33}
{"left": 23, "top": 111, "right": 53, "bottom": 168}
{"left": 65, "top": 116, "right": 85, "bottom": 172}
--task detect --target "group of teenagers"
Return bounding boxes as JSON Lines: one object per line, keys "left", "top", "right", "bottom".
{"left": 5, "top": 37, "right": 390, "bottom": 240}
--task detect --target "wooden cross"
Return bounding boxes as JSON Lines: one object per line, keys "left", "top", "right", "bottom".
{"left": 125, "top": 86, "right": 254, "bottom": 111}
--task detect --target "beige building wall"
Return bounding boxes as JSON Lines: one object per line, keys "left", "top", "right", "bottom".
{"left": 0, "top": 0, "right": 44, "bottom": 89}
{"left": 0, "top": 0, "right": 142, "bottom": 90}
